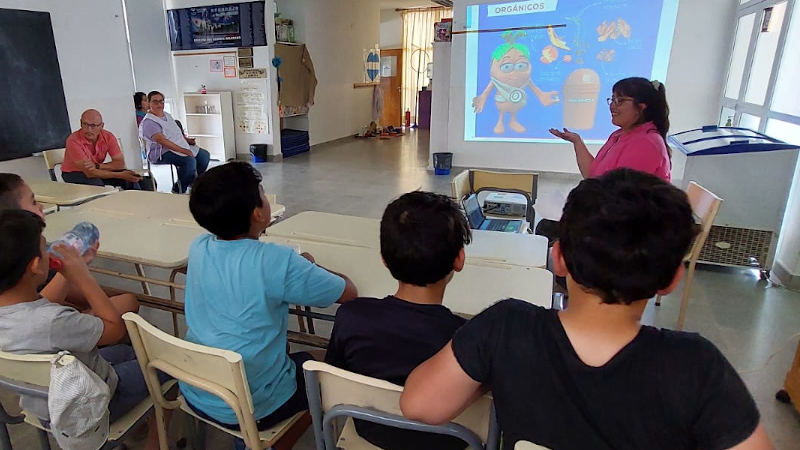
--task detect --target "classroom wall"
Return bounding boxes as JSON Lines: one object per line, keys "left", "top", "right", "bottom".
{"left": 380, "top": 9, "right": 403, "bottom": 49}
{"left": 125, "top": 0, "right": 178, "bottom": 103}
{"left": 172, "top": 47, "right": 275, "bottom": 156}
{"left": 441, "top": 0, "right": 738, "bottom": 173}
{"left": 277, "top": 0, "right": 381, "bottom": 146}
{"left": 164, "top": 0, "right": 282, "bottom": 157}
{"left": 0, "top": 0, "right": 141, "bottom": 172}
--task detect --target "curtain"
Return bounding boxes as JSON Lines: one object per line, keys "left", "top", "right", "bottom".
{"left": 401, "top": 7, "right": 452, "bottom": 123}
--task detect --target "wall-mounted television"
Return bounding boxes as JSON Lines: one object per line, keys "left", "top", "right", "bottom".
{"left": 168, "top": 1, "right": 266, "bottom": 50}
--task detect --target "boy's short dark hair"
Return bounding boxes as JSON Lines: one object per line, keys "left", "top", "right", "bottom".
{"left": 189, "top": 162, "right": 263, "bottom": 239}
{"left": 558, "top": 168, "right": 696, "bottom": 304}
{"left": 381, "top": 191, "right": 472, "bottom": 286}
{"left": 0, "top": 210, "right": 45, "bottom": 294}
{"left": 0, "top": 173, "right": 24, "bottom": 212}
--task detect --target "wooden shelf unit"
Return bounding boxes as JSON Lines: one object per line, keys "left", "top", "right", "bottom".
{"left": 182, "top": 92, "right": 235, "bottom": 161}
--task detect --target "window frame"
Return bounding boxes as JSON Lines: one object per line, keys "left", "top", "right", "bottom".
{"left": 720, "top": 0, "right": 799, "bottom": 131}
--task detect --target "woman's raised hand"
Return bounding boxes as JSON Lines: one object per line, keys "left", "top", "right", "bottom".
{"left": 549, "top": 127, "right": 582, "bottom": 144}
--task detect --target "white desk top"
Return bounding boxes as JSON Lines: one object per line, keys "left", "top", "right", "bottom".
{"left": 84, "top": 190, "right": 285, "bottom": 222}
{"left": 260, "top": 236, "right": 553, "bottom": 316}
{"left": 44, "top": 209, "right": 203, "bottom": 268}
{"left": 267, "top": 211, "right": 378, "bottom": 247}
{"left": 266, "top": 211, "right": 548, "bottom": 268}
{"left": 29, "top": 180, "right": 117, "bottom": 206}
{"left": 44, "top": 191, "right": 206, "bottom": 268}
{"left": 81, "top": 190, "right": 195, "bottom": 222}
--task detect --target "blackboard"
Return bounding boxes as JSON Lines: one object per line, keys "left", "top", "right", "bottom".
{"left": 0, "top": 9, "right": 71, "bottom": 162}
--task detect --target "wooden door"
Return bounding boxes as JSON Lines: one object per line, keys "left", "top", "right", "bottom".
{"left": 380, "top": 49, "right": 403, "bottom": 127}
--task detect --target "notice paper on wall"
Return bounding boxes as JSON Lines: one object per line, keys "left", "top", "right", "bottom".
{"left": 237, "top": 86, "right": 268, "bottom": 134}
{"left": 464, "top": 0, "right": 678, "bottom": 144}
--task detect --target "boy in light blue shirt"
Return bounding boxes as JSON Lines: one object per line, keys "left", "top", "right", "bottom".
{"left": 182, "top": 162, "right": 357, "bottom": 439}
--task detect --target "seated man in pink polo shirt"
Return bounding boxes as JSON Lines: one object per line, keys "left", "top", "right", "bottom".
{"left": 61, "top": 109, "right": 141, "bottom": 190}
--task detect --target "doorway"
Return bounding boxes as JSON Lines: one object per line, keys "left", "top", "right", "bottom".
{"left": 380, "top": 48, "right": 403, "bottom": 127}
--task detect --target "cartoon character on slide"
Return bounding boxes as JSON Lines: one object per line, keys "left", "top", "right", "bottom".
{"left": 472, "top": 31, "right": 560, "bottom": 134}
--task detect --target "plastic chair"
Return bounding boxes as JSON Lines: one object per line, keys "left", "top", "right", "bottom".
{"left": 303, "top": 360, "right": 500, "bottom": 450}
{"left": 0, "top": 349, "right": 174, "bottom": 450}
{"left": 265, "top": 194, "right": 286, "bottom": 222}
{"left": 515, "top": 440, "right": 551, "bottom": 450}
{"left": 655, "top": 181, "right": 723, "bottom": 330}
{"left": 140, "top": 136, "right": 180, "bottom": 193}
{"left": 122, "top": 312, "right": 306, "bottom": 450}
{"left": 451, "top": 169, "right": 538, "bottom": 223}
{"left": 42, "top": 148, "right": 65, "bottom": 182}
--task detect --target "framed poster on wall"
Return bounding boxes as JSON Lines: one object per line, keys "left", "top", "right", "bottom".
{"left": 168, "top": 1, "right": 266, "bottom": 50}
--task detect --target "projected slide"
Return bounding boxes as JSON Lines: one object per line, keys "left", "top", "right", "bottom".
{"left": 464, "top": 0, "right": 678, "bottom": 143}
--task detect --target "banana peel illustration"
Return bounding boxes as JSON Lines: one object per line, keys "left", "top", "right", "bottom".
{"left": 547, "top": 26, "right": 570, "bottom": 51}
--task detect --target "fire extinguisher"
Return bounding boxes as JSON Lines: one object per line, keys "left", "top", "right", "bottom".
{"left": 405, "top": 109, "right": 411, "bottom": 128}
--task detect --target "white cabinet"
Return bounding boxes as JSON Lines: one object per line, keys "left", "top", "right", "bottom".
{"left": 183, "top": 92, "right": 235, "bottom": 161}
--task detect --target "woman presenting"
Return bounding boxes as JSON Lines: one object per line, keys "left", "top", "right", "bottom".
{"left": 550, "top": 77, "right": 671, "bottom": 181}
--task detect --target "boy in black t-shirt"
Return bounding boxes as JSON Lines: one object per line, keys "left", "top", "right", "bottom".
{"left": 325, "top": 191, "right": 471, "bottom": 450}
{"left": 400, "top": 169, "right": 772, "bottom": 450}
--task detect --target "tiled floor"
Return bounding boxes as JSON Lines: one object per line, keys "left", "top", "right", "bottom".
{"left": 2, "top": 129, "right": 800, "bottom": 449}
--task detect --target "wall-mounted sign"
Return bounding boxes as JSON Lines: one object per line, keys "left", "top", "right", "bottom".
{"left": 239, "top": 68, "right": 267, "bottom": 79}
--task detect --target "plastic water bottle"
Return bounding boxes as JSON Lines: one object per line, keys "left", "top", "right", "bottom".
{"left": 48, "top": 222, "right": 100, "bottom": 270}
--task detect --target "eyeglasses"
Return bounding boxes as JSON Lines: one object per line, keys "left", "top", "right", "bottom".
{"left": 499, "top": 62, "right": 530, "bottom": 73}
{"left": 80, "top": 121, "right": 103, "bottom": 129}
{"left": 150, "top": 99, "right": 165, "bottom": 104}
{"left": 607, "top": 97, "right": 634, "bottom": 106}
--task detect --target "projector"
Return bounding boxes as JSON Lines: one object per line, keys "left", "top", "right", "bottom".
{"left": 483, "top": 192, "right": 528, "bottom": 217}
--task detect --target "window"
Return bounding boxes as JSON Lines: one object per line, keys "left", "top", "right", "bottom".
{"left": 725, "top": 13, "right": 756, "bottom": 99}
{"left": 744, "top": 2, "right": 786, "bottom": 105}
{"left": 719, "top": 0, "right": 800, "bottom": 145}
{"left": 772, "top": 1, "right": 800, "bottom": 117}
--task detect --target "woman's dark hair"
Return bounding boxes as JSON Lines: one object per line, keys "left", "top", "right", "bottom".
{"left": 189, "top": 162, "right": 264, "bottom": 240}
{"left": 147, "top": 90, "right": 164, "bottom": 101}
{"left": 0, "top": 210, "right": 45, "bottom": 294}
{"left": 380, "top": 191, "right": 472, "bottom": 286}
{"left": 613, "top": 77, "right": 670, "bottom": 142}
{"left": 558, "top": 168, "right": 696, "bottom": 305}
{"left": 134, "top": 92, "right": 147, "bottom": 111}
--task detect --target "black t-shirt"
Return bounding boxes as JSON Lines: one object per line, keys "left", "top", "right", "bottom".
{"left": 326, "top": 296, "right": 467, "bottom": 450}
{"left": 452, "top": 299, "right": 760, "bottom": 450}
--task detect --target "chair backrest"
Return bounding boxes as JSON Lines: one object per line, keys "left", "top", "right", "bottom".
{"left": 43, "top": 148, "right": 66, "bottom": 181}
{"left": 470, "top": 170, "right": 538, "bottom": 222}
{"left": 122, "top": 313, "right": 261, "bottom": 444}
{"left": 515, "top": 440, "right": 551, "bottom": 450}
{"left": 685, "top": 181, "right": 723, "bottom": 262}
{"left": 303, "top": 360, "right": 499, "bottom": 450}
{"left": 138, "top": 136, "right": 148, "bottom": 162}
{"left": 470, "top": 170, "right": 538, "bottom": 201}
{"left": 0, "top": 350, "right": 71, "bottom": 396}
{"left": 451, "top": 169, "right": 471, "bottom": 201}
